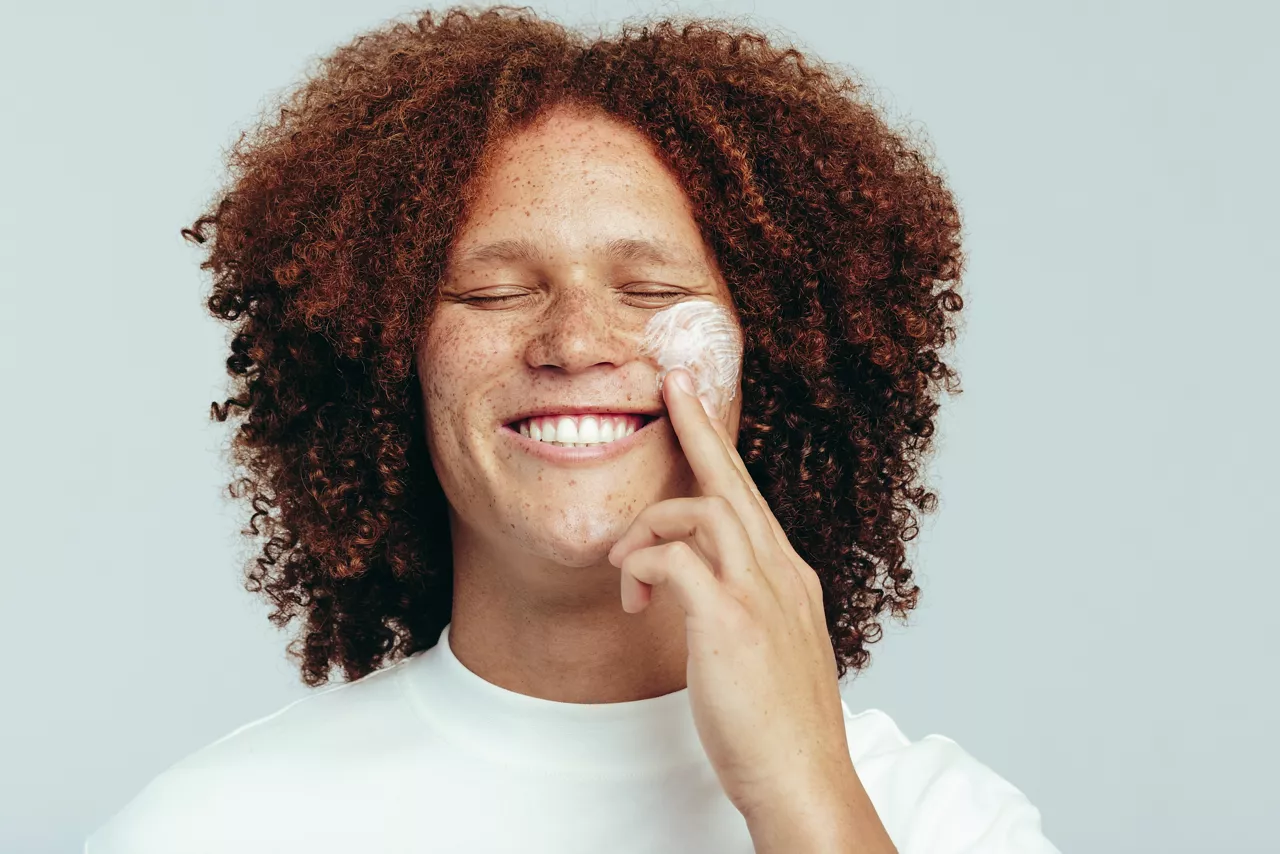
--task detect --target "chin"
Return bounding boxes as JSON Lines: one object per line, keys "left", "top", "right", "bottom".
{"left": 543, "top": 543, "right": 615, "bottom": 568}
{"left": 519, "top": 512, "right": 628, "bottom": 568}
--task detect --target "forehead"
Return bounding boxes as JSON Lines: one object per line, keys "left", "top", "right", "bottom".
{"left": 448, "top": 109, "right": 717, "bottom": 276}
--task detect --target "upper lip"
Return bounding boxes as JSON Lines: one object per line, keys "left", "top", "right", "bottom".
{"left": 505, "top": 404, "right": 664, "bottom": 426}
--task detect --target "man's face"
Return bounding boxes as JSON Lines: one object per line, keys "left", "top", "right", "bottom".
{"left": 415, "top": 107, "right": 743, "bottom": 569}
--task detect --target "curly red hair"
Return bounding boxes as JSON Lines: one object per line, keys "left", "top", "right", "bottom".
{"left": 183, "top": 4, "right": 966, "bottom": 687}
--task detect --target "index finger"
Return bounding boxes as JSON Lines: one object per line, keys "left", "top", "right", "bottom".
{"left": 662, "top": 368, "right": 739, "bottom": 493}
{"left": 663, "top": 369, "right": 784, "bottom": 570}
{"left": 676, "top": 373, "right": 807, "bottom": 572}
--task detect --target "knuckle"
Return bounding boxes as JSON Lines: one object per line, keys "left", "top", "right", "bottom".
{"left": 667, "top": 539, "right": 697, "bottom": 562}
{"left": 704, "top": 494, "right": 734, "bottom": 517}
{"left": 702, "top": 495, "right": 737, "bottom": 529}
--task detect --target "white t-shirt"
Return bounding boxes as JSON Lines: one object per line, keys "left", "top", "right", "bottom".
{"left": 86, "top": 623, "right": 1060, "bottom": 853}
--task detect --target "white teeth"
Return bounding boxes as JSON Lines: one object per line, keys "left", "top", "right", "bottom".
{"left": 516, "top": 414, "right": 643, "bottom": 446}
{"left": 556, "top": 416, "right": 578, "bottom": 443}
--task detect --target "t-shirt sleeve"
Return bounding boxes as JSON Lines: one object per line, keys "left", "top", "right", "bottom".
{"left": 857, "top": 731, "right": 1061, "bottom": 854}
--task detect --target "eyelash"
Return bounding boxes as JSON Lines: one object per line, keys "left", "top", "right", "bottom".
{"left": 466, "top": 291, "right": 687, "bottom": 304}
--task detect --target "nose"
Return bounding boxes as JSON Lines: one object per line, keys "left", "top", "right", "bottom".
{"left": 522, "top": 284, "right": 635, "bottom": 374}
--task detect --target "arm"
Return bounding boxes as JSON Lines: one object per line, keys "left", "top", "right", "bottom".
{"left": 743, "top": 763, "right": 897, "bottom": 854}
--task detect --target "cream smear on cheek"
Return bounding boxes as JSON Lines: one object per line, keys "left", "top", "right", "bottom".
{"left": 636, "top": 299, "right": 743, "bottom": 423}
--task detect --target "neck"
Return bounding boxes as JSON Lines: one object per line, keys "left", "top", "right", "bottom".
{"left": 445, "top": 515, "right": 690, "bottom": 704}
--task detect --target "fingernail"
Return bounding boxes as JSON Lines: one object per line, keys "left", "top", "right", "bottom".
{"left": 672, "top": 370, "right": 695, "bottom": 394}
{"left": 698, "top": 394, "right": 714, "bottom": 416}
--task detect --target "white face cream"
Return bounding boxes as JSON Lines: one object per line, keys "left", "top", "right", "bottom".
{"left": 636, "top": 299, "right": 743, "bottom": 423}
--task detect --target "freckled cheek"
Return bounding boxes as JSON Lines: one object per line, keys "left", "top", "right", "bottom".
{"left": 421, "top": 332, "right": 511, "bottom": 447}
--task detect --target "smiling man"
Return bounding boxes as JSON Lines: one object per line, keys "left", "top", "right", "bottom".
{"left": 87, "top": 7, "right": 1060, "bottom": 854}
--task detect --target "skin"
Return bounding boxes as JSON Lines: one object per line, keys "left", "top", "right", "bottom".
{"left": 415, "top": 104, "right": 742, "bottom": 706}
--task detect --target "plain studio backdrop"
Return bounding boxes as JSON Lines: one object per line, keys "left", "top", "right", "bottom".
{"left": 1, "top": 1, "right": 1276, "bottom": 852}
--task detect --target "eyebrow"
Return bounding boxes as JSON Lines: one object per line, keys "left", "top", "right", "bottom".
{"left": 449, "top": 236, "right": 700, "bottom": 270}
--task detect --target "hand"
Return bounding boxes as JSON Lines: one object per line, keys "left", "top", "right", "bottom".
{"left": 606, "top": 367, "right": 861, "bottom": 825}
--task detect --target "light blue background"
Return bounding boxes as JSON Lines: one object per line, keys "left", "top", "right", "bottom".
{"left": 2, "top": 1, "right": 1276, "bottom": 852}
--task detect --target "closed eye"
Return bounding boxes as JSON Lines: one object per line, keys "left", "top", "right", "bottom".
{"left": 465, "top": 291, "right": 689, "bottom": 304}
{"left": 626, "top": 292, "right": 687, "bottom": 302}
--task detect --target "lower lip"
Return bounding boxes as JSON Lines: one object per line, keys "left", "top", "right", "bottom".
{"left": 500, "top": 417, "right": 663, "bottom": 463}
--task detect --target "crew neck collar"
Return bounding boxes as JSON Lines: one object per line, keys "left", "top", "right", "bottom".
{"left": 396, "top": 623, "right": 707, "bottom": 776}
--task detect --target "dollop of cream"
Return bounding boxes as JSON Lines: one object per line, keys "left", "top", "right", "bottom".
{"left": 636, "top": 299, "right": 743, "bottom": 422}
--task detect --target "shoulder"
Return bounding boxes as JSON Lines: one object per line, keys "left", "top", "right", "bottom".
{"left": 84, "top": 657, "right": 415, "bottom": 854}
{"left": 841, "top": 703, "right": 1061, "bottom": 854}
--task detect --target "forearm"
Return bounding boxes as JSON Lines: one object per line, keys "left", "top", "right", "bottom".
{"left": 743, "top": 767, "right": 897, "bottom": 854}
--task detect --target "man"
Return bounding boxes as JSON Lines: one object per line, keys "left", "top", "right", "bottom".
{"left": 88, "top": 6, "right": 1060, "bottom": 852}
